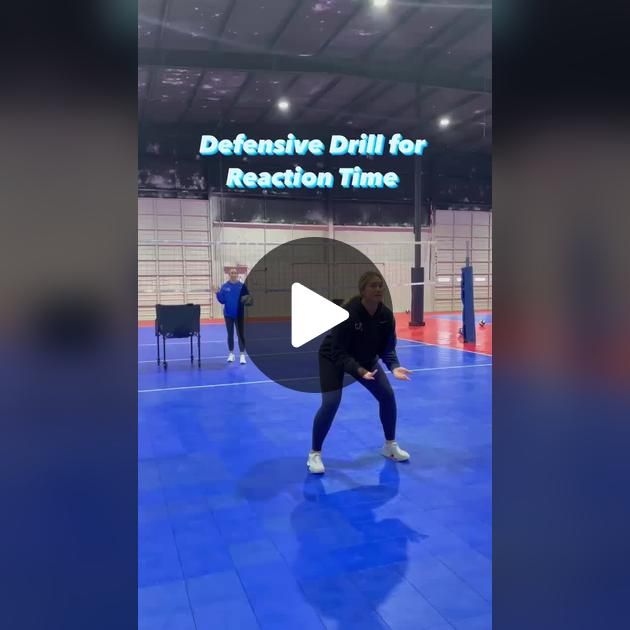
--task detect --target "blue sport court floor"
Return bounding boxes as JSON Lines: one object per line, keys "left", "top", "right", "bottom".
{"left": 139, "top": 322, "right": 492, "bottom": 630}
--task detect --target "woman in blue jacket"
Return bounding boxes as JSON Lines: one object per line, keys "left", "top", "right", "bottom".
{"left": 214, "top": 268, "right": 251, "bottom": 364}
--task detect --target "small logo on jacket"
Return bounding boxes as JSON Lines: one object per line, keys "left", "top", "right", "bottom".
{"left": 354, "top": 322, "right": 363, "bottom": 331}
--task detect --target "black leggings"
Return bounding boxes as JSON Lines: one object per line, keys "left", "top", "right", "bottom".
{"left": 224, "top": 315, "right": 245, "bottom": 352}
{"left": 312, "top": 355, "right": 396, "bottom": 451}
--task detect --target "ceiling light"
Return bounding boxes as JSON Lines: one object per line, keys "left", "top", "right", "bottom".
{"left": 373, "top": 0, "right": 389, "bottom": 7}
{"left": 439, "top": 117, "right": 451, "bottom": 128}
{"left": 277, "top": 99, "right": 290, "bottom": 111}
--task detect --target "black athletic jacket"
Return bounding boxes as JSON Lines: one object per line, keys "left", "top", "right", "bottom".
{"left": 319, "top": 296, "right": 400, "bottom": 378}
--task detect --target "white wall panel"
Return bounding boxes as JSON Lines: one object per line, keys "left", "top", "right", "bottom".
{"left": 184, "top": 247, "right": 210, "bottom": 261}
{"left": 183, "top": 215, "right": 208, "bottom": 230}
{"left": 138, "top": 198, "right": 154, "bottom": 214}
{"left": 472, "top": 237, "right": 489, "bottom": 250}
{"left": 157, "top": 215, "right": 182, "bottom": 230}
{"left": 454, "top": 224, "right": 472, "bottom": 237}
{"left": 138, "top": 261, "right": 156, "bottom": 276}
{"left": 155, "top": 230, "right": 182, "bottom": 241}
{"left": 158, "top": 261, "right": 184, "bottom": 275}
{"left": 473, "top": 225, "right": 490, "bottom": 237}
{"left": 472, "top": 251, "right": 490, "bottom": 263}
{"left": 155, "top": 198, "right": 181, "bottom": 214}
{"left": 472, "top": 212, "right": 490, "bottom": 225}
{"left": 435, "top": 209, "right": 453, "bottom": 224}
{"left": 453, "top": 238, "right": 470, "bottom": 250}
{"left": 181, "top": 200, "right": 209, "bottom": 215}
{"left": 157, "top": 246, "right": 183, "bottom": 260}
{"left": 185, "top": 261, "right": 211, "bottom": 275}
{"left": 138, "top": 200, "right": 491, "bottom": 319}
{"left": 454, "top": 211, "right": 472, "bottom": 224}
{"left": 434, "top": 224, "right": 454, "bottom": 237}
{"left": 185, "top": 276, "right": 211, "bottom": 290}
{"left": 138, "top": 230, "right": 155, "bottom": 242}
{"left": 437, "top": 263, "right": 455, "bottom": 275}
{"left": 138, "top": 214, "right": 155, "bottom": 230}
{"left": 183, "top": 231, "right": 208, "bottom": 242}
{"left": 432, "top": 209, "right": 492, "bottom": 312}
{"left": 138, "top": 246, "right": 155, "bottom": 261}
{"left": 138, "top": 307, "right": 155, "bottom": 320}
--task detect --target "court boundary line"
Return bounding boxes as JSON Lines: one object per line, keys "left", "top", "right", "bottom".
{"left": 140, "top": 336, "right": 491, "bottom": 357}
{"left": 397, "top": 336, "right": 492, "bottom": 357}
{"left": 137, "top": 343, "right": 421, "bottom": 364}
{"left": 138, "top": 363, "right": 492, "bottom": 393}
{"left": 138, "top": 337, "right": 287, "bottom": 347}
{"left": 140, "top": 330, "right": 492, "bottom": 356}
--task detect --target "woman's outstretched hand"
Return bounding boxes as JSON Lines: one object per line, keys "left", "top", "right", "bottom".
{"left": 393, "top": 367, "right": 412, "bottom": 381}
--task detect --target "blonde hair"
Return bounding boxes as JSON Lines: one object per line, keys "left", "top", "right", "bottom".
{"left": 358, "top": 270, "right": 384, "bottom": 296}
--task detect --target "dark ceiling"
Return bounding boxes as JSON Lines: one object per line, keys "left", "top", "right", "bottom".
{"left": 138, "top": 0, "right": 491, "bottom": 153}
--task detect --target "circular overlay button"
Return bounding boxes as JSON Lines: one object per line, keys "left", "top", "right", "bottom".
{"left": 243, "top": 237, "right": 393, "bottom": 393}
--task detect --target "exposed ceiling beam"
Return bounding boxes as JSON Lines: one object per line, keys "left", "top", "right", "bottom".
{"left": 400, "top": 10, "right": 469, "bottom": 63}
{"left": 214, "top": 0, "right": 238, "bottom": 50}
{"left": 138, "top": 49, "right": 491, "bottom": 93}
{"left": 140, "top": 0, "right": 171, "bottom": 120}
{"left": 326, "top": 81, "right": 391, "bottom": 126}
{"left": 178, "top": 70, "right": 206, "bottom": 125}
{"left": 399, "top": 9, "right": 486, "bottom": 69}
{"left": 254, "top": 75, "right": 301, "bottom": 124}
{"left": 219, "top": 72, "right": 256, "bottom": 126}
{"left": 288, "top": 75, "right": 344, "bottom": 123}
{"left": 364, "top": 6, "right": 421, "bottom": 60}
{"left": 177, "top": 0, "right": 238, "bottom": 126}
{"left": 439, "top": 108, "right": 492, "bottom": 149}
{"left": 460, "top": 53, "right": 491, "bottom": 76}
{"left": 312, "top": 2, "right": 365, "bottom": 56}
{"left": 422, "top": 14, "right": 487, "bottom": 66}
{"left": 419, "top": 92, "right": 481, "bottom": 127}
{"left": 267, "top": 0, "right": 307, "bottom": 50}
{"left": 445, "top": 127, "right": 491, "bottom": 153}
{"left": 369, "top": 92, "right": 429, "bottom": 130}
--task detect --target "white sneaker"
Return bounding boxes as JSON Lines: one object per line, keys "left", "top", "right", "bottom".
{"left": 307, "top": 451, "right": 325, "bottom": 474}
{"left": 382, "top": 441, "right": 410, "bottom": 462}
{"left": 240, "top": 354, "right": 246, "bottom": 364}
{"left": 227, "top": 352, "right": 235, "bottom": 363}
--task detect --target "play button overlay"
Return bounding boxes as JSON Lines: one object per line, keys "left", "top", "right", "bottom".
{"left": 291, "top": 283, "right": 349, "bottom": 348}
{"left": 243, "top": 237, "right": 392, "bottom": 393}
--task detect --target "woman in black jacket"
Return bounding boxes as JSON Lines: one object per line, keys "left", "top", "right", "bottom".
{"left": 307, "top": 271, "right": 412, "bottom": 474}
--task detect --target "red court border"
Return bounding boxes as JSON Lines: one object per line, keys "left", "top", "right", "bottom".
{"left": 140, "top": 311, "right": 493, "bottom": 356}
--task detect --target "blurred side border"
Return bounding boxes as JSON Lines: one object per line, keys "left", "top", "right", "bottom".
{"left": 0, "top": 2, "right": 137, "bottom": 629}
{"left": 494, "top": 1, "right": 630, "bottom": 628}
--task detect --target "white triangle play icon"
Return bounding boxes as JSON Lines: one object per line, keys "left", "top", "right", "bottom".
{"left": 291, "top": 282, "right": 349, "bottom": 348}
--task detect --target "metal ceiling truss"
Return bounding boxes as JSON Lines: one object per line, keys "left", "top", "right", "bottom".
{"left": 138, "top": 49, "right": 491, "bottom": 93}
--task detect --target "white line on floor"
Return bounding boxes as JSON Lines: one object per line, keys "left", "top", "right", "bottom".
{"left": 398, "top": 337, "right": 492, "bottom": 357}
{"left": 137, "top": 344, "right": 420, "bottom": 364}
{"left": 138, "top": 336, "right": 287, "bottom": 347}
{"left": 138, "top": 363, "right": 492, "bottom": 393}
